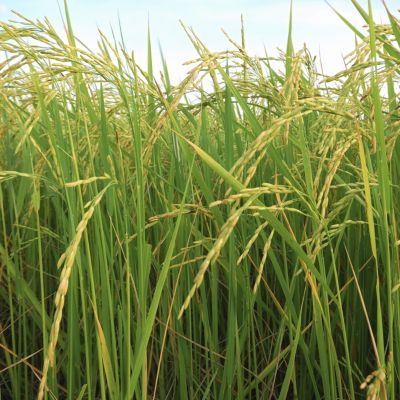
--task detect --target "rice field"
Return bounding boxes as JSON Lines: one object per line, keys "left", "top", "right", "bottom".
{"left": 0, "top": 1, "right": 400, "bottom": 399}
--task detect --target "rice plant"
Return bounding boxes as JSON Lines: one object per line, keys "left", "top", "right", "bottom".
{"left": 0, "top": 0, "right": 399, "bottom": 399}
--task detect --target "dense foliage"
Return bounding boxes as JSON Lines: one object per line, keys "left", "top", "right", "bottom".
{"left": 1, "top": 1, "right": 400, "bottom": 399}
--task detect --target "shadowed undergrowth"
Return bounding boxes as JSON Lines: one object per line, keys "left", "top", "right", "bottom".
{"left": 0, "top": 1, "right": 400, "bottom": 399}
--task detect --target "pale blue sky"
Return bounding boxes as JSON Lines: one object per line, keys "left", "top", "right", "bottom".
{"left": 0, "top": 1, "right": 397, "bottom": 81}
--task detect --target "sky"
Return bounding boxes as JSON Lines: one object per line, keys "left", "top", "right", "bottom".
{"left": 0, "top": 1, "right": 398, "bottom": 82}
